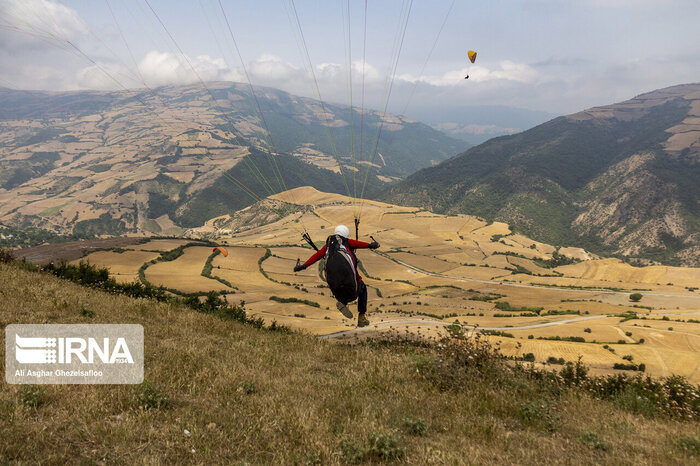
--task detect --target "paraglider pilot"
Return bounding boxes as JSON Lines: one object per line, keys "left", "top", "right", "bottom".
{"left": 293, "top": 225, "right": 379, "bottom": 327}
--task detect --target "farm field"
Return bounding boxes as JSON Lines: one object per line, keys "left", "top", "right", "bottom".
{"left": 74, "top": 187, "right": 700, "bottom": 383}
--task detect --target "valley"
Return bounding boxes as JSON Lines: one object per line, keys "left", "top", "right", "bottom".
{"left": 63, "top": 187, "right": 700, "bottom": 383}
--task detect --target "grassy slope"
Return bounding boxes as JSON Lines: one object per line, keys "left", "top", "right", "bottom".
{"left": 0, "top": 263, "right": 697, "bottom": 464}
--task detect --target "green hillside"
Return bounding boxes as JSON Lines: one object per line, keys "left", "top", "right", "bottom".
{"left": 381, "top": 84, "right": 700, "bottom": 266}
{"left": 174, "top": 148, "right": 386, "bottom": 228}
{"left": 1, "top": 257, "right": 698, "bottom": 464}
{"left": 0, "top": 82, "right": 465, "bottom": 238}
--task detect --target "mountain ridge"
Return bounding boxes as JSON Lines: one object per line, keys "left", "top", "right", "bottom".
{"left": 380, "top": 83, "right": 700, "bottom": 266}
{"left": 0, "top": 82, "right": 465, "bottom": 236}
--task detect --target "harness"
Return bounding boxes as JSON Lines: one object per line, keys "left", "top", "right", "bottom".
{"left": 323, "top": 234, "right": 360, "bottom": 304}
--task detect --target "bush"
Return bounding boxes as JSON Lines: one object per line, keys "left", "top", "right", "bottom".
{"left": 340, "top": 432, "right": 405, "bottom": 463}
{"left": 269, "top": 296, "right": 320, "bottom": 308}
{"left": 237, "top": 382, "right": 257, "bottom": 395}
{"left": 678, "top": 436, "right": 700, "bottom": 456}
{"left": 584, "top": 328, "right": 592, "bottom": 333}
{"left": 0, "top": 248, "right": 14, "bottom": 264}
{"left": 21, "top": 386, "right": 45, "bottom": 408}
{"left": 134, "top": 382, "right": 170, "bottom": 410}
{"left": 629, "top": 293, "right": 643, "bottom": 302}
{"left": 522, "top": 352, "right": 536, "bottom": 362}
{"left": 579, "top": 431, "right": 608, "bottom": 451}
{"left": 402, "top": 418, "right": 427, "bottom": 436}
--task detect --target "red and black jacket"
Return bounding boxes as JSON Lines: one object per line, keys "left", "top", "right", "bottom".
{"left": 302, "top": 238, "right": 370, "bottom": 282}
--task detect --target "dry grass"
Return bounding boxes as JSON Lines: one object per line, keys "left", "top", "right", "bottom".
{"left": 2, "top": 263, "right": 700, "bottom": 464}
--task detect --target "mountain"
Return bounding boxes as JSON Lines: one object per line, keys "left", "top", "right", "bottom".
{"left": 381, "top": 83, "right": 700, "bottom": 266}
{"left": 0, "top": 83, "right": 466, "bottom": 236}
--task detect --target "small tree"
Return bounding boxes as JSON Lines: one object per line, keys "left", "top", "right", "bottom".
{"left": 629, "top": 293, "right": 643, "bottom": 302}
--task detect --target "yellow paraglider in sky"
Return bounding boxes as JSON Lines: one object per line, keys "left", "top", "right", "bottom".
{"left": 465, "top": 50, "right": 477, "bottom": 79}
{"left": 212, "top": 247, "right": 228, "bottom": 257}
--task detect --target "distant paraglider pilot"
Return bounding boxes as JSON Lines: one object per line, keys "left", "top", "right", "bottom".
{"left": 293, "top": 225, "right": 379, "bottom": 327}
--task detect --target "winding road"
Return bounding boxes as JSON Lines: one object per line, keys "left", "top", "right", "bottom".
{"left": 320, "top": 315, "right": 609, "bottom": 339}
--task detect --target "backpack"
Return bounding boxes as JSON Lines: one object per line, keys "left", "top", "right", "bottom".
{"left": 323, "top": 235, "right": 359, "bottom": 305}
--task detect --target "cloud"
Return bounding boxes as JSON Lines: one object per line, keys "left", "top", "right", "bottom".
{"left": 248, "top": 54, "right": 300, "bottom": 82}
{"left": 397, "top": 60, "right": 540, "bottom": 87}
{"left": 0, "top": 0, "right": 86, "bottom": 51}
{"left": 136, "top": 51, "right": 240, "bottom": 88}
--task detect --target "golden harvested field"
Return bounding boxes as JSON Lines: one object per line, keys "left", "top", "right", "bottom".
{"left": 73, "top": 250, "right": 160, "bottom": 284}
{"left": 85, "top": 187, "right": 700, "bottom": 383}
{"left": 145, "top": 246, "right": 232, "bottom": 294}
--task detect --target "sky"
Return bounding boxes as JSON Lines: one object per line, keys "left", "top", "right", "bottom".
{"left": 1, "top": 0, "right": 699, "bottom": 135}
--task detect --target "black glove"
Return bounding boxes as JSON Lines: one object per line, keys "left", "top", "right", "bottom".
{"left": 368, "top": 241, "right": 380, "bottom": 249}
{"left": 293, "top": 263, "right": 307, "bottom": 272}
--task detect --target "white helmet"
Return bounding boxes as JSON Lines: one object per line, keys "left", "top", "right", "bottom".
{"left": 334, "top": 224, "right": 350, "bottom": 238}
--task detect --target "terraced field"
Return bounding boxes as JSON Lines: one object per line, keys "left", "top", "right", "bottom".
{"left": 75, "top": 187, "right": 700, "bottom": 382}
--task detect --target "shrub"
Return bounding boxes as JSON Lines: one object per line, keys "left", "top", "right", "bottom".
{"left": 237, "top": 382, "right": 257, "bottom": 395}
{"left": 402, "top": 418, "right": 427, "bottom": 436}
{"left": 79, "top": 306, "right": 95, "bottom": 318}
{"left": 579, "top": 431, "right": 608, "bottom": 451}
{"left": 21, "top": 385, "right": 45, "bottom": 408}
{"left": 340, "top": 432, "right": 405, "bottom": 463}
{"left": 519, "top": 400, "right": 559, "bottom": 432}
{"left": 134, "top": 382, "right": 170, "bottom": 410}
{"left": 584, "top": 328, "right": 592, "bottom": 333}
{"left": 269, "top": 296, "right": 320, "bottom": 308}
{"left": 614, "top": 363, "right": 640, "bottom": 371}
{"left": 522, "top": 352, "right": 536, "bottom": 362}
{"left": 629, "top": 293, "right": 643, "bottom": 302}
{"left": 0, "top": 248, "right": 14, "bottom": 264}
{"left": 367, "top": 432, "right": 405, "bottom": 460}
{"left": 547, "top": 356, "right": 566, "bottom": 365}
{"left": 678, "top": 436, "right": 700, "bottom": 456}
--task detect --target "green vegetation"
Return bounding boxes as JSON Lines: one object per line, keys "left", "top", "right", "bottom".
{"left": 176, "top": 148, "right": 387, "bottom": 228}
{"left": 542, "top": 309, "right": 580, "bottom": 316}
{"left": 87, "top": 163, "right": 113, "bottom": 173}
{"left": 538, "top": 336, "right": 587, "bottom": 343}
{"left": 495, "top": 301, "right": 544, "bottom": 313}
{"left": 38, "top": 200, "right": 74, "bottom": 217}
{"left": 29, "top": 258, "right": 272, "bottom": 329}
{"left": 73, "top": 213, "right": 127, "bottom": 237}
{"left": 480, "top": 330, "right": 514, "bottom": 338}
{"left": 201, "top": 249, "right": 236, "bottom": 289}
{"left": 533, "top": 251, "right": 580, "bottom": 268}
{"left": 269, "top": 296, "right": 320, "bottom": 308}
{"left": 629, "top": 293, "right": 643, "bottom": 302}
{"left": 0, "top": 225, "right": 92, "bottom": 248}
{"left": 614, "top": 363, "right": 646, "bottom": 372}
{"left": 579, "top": 431, "right": 608, "bottom": 451}
{"left": 468, "top": 293, "right": 504, "bottom": 302}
